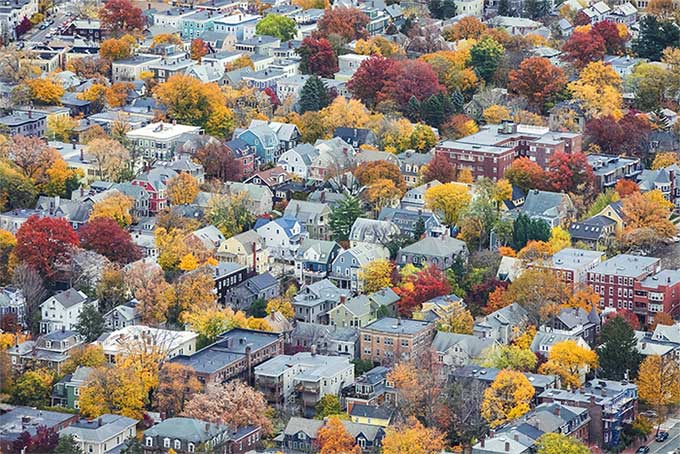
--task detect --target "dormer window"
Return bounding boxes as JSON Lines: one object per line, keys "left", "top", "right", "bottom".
{"left": 145, "top": 438, "right": 153, "bottom": 447}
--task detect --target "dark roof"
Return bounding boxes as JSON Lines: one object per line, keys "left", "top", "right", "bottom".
{"left": 349, "top": 404, "right": 394, "bottom": 420}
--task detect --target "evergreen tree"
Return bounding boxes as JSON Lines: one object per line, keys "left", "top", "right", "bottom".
{"left": 599, "top": 316, "right": 643, "bottom": 380}
{"left": 633, "top": 16, "right": 680, "bottom": 61}
{"left": 330, "top": 195, "right": 363, "bottom": 242}
{"left": 470, "top": 36, "right": 505, "bottom": 83}
{"left": 497, "top": 0, "right": 511, "bottom": 15}
{"left": 55, "top": 436, "right": 84, "bottom": 454}
{"left": 298, "top": 76, "right": 331, "bottom": 113}
{"left": 511, "top": 214, "right": 550, "bottom": 250}
{"left": 248, "top": 298, "right": 267, "bottom": 318}
{"left": 451, "top": 89, "right": 465, "bottom": 113}
{"left": 429, "top": 0, "right": 457, "bottom": 19}
{"left": 524, "top": 0, "right": 548, "bottom": 18}
{"left": 75, "top": 302, "right": 105, "bottom": 342}
{"left": 420, "top": 93, "right": 453, "bottom": 128}
{"left": 413, "top": 217, "right": 426, "bottom": 240}
{"left": 406, "top": 96, "right": 422, "bottom": 122}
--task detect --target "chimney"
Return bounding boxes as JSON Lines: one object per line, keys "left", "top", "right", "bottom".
{"left": 339, "top": 295, "right": 346, "bottom": 304}
{"left": 28, "top": 110, "right": 32, "bottom": 119}
{"left": 480, "top": 438, "right": 485, "bottom": 448}
{"left": 97, "top": 417, "right": 102, "bottom": 427}
{"left": 504, "top": 441, "right": 510, "bottom": 452}
{"left": 555, "top": 405, "right": 560, "bottom": 417}
{"left": 252, "top": 241, "right": 257, "bottom": 273}
{"left": 80, "top": 148, "right": 84, "bottom": 161}
{"left": 311, "top": 344, "right": 317, "bottom": 356}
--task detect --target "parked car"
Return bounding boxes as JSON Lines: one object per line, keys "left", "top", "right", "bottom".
{"left": 656, "top": 431, "right": 670, "bottom": 442}
{"left": 636, "top": 447, "right": 650, "bottom": 454}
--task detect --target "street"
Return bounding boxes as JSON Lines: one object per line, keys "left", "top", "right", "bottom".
{"left": 624, "top": 418, "right": 680, "bottom": 454}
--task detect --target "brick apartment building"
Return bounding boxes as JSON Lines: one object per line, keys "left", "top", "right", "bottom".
{"left": 435, "top": 122, "right": 582, "bottom": 181}
{"left": 359, "top": 318, "right": 436, "bottom": 366}
{"left": 530, "top": 248, "right": 604, "bottom": 291}
{"left": 586, "top": 254, "right": 660, "bottom": 313}
{"left": 633, "top": 269, "right": 680, "bottom": 326}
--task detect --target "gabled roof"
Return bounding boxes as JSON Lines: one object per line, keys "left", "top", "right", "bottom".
{"left": 432, "top": 332, "right": 495, "bottom": 357}
{"left": 43, "top": 288, "right": 88, "bottom": 309}
{"left": 398, "top": 236, "right": 467, "bottom": 258}
{"left": 144, "top": 417, "right": 229, "bottom": 442}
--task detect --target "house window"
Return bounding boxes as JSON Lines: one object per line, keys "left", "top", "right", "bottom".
{"left": 174, "top": 440, "right": 181, "bottom": 449}
{"left": 145, "top": 438, "right": 153, "bottom": 447}
{"left": 164, "top": 438, "right": 170, "bottom": 448}
{"left": 188, "top": 443, "right": 195, "bottom": 453}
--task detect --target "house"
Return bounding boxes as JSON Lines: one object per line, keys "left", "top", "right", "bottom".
{"left": 633, "top": 269, "right": 680, "bottom": 326}
{"left": 603, "top": 55, "right": 648, "bottom": 78}
{"left": 278, "top": 143, "right": 319, "bottom": 180}
{"left": 292, "top": 279, "right": 351, "bottom": 324}
{"left": 334, "top": 53, "right": 370, "bottom": 81}
{"left": 224, "top": 181, "right": 274, "bottom": 215}
{"left": 433, "top": 332, "right": 496, "bottom": 370}
{"left": 131, "top": 170, "right": 172, "bottom": 214}
{"left": 349, "top": 404, "right": 394, "bottom": 428}
{"left": 587, "top": 154, "right": 642, "bottom": 191}
{"left": 396, "top": 236, "right": 468, "bottom": 270}
{"left": 60, "top": 414, "right": 138, "bottom": 454}
{"left": 224, "top": 272, "right": 280, "bottom": 310}
{"left": 295, "top": 239, "right": 341, "bottom": 284}
{"left": 244, "top": 166, "right": 293, "bottom": 200}
{"left": 310, "top": 137, "right": 356, "bottom": 181}
{"left": 606, "top": 2, "right": 637, "bottom": 25}
{"left": 451, "top": 365, "right": 558, "bottom": 401}
{"left": 359, "top": 317, "right": 436, "bottom": 366}
{"left": 537, "top": 306, "right": 601, "bottom": 346}
{"left": 255, "top": 351, "right": 354, "bottom": 414}
{"left": 103, "top": 300, "right": 140, "bottom": 331}
{"left": 378, "top": 208, "right": 445, "bottom": 238}
{"left": 250, "top": 119, "right": 301, "bottom": 153}
{"left": 581, "top": 1, "right": 611, "bottom": 23}
{"left": 288, "top": 322, "right": 359, "bottom": 357}
{"left": 284, "top": 200, "right": 332, "bottom": 240}
{"left": 96, "top": 326, "right": 198, "bottom": 364}
{"left": 366, "top": 288, "right": 400, "bottom": 317}
{"left": 180, "top": 10, "right": 225, "bottom": 39}
{"left": 212, "top": 261, "right": 250, "bottom": 305}
{"left": 255, "top": 217, "right": 305, "bottom": 262}
{"left": 51, "top": 366, "right": 94, "bottom": 410}
{"left": 400, "top": 180, "right": 441, "bottom": 211}
{"left": 490, "top": 16, "right": 543, "bottom": 35}
{"left": 0, "top": 287, "right": 26, "bottom": 328}
{"left": 397, "top": 150, "right": 433, "bottom": 187}
{"left": 349, "top": 218, "right": 400, "bottom": 248}
{"left": 0, "top": 407, "right": 79, "bottom": 453}
{"left": 111, "top": 55, "right": 163, "bottom": 83}
{"left": 34, "top": 195, "right": 92, "bottom": 230}
{"left": 568, "top": 215, "right": 618, "bottom": 247}
{"left": 276, "top": 417, "right": 385, "bottom": 454}
{"left": 416, "top": 294, "right": 466, "bottom": 322}
{"left": 213, "top": 13, "right": 259, "bottom": 39}
{"left": 474, "top": 303, "right": 530, "bottom": 344}
{"left": 540, "top": 379, "right": 638, "bottom": 448}
{"left": 341, "top": 366, "right": 396, "bottom": 413}
{"left": 530, "top": 248, "right": 604, "bottom": 290}
{"left": 143, "top": 417, "right": 261, "bottom": 454}
{"left": 187, "top": 225, "right": 225, "bottom": 252}
{"left": 218, "top": 230, "right": 272, "bottom": 274}
{"left": 236, "top": 123, "right": 281, "bottom": 164}
{"left": 171, "top": 328, "right": 284, "bottom": 385}
{"left": 8, "top": 330, "right": 84, "bottom": 373}
{"left": 330, "top": 244, "right": 390, "bottom": 292}
{"left": 225, "top": 138, "right": 256, "bottom": 179}
{"left": 0, "top": 110, "right": 47, "bottom": 137}
{"left": 126, "top": 121, "right": 203, "bottom": 162}
{"left": 518, "top": 190, "right": 575, "bottom": 228}
{"left": 328, "top": 295, "right": 376, "bottom": 329}
{"left": 40, "top": 288, "right": 92, "bottom": 334}
{"left": 333, "top": 127, "right": 377, "bottom": 148}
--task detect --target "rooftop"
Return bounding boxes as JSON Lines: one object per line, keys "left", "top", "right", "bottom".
{"left": 362, "top": 317, "right": 432, "bottom": 335}
{"left": 589, "top": 254, "right": 660, "bottom": 278}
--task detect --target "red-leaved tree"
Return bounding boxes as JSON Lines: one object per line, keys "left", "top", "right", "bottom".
{"left": 396, "top": 265, "right": 451, "bottom": 316}
{"left": 561, "top": 31, "right": 606, "bottom": 68}
{"left": 585, "top": 112, "right": 652, "bottom": 156}
{"left": 316, "top": 7, "right": 369, "bottom": 42}
{"left": 79, "top": 217, "right": 142, "bottom": 264}
{"left": 379, "top": 59, "right": 444, "bottom": 110}
{"left": 347, "top": 55, "right": 396, "bottom": 109}
{"left": 592, "top": 20, "right": 628, "bottom": 55}
{"left": 545, "top": 151, "right": 596, "bottom": 194}
{"left": 98, "top": 0, "right": 145, "bottom": 35}
{"left": 14, "top": 216, "right": 79, "bottom": 280}
{"left": 508, "top": 57, "right": 567, "bottom": 112}
{"left": 298, "top": 36, "right": 338, "bottom": 78}
{"left": 195, "top": 142, "right": 244, "bottom": 182}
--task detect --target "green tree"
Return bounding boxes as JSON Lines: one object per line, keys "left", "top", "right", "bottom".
{"left": 536, "top": 433, "right": 589, "bottom": 454}
{"left": 413, "top": 217, "right": 426, "bottom": 240}
{"left": 352, "top": 358, "right": 374, "bottom": 375}
{"left": 255, "top": 14, "right": 297, "bottom": 41}
{"left": 524, "top": 0, "right": 548, "bottom": 18}
{"left": 632, "top": 16, "right": 680, "bottom": 61}
{"left": 299, "top": 76, "right": 331, "bottom": 113}
{"left": 470, "top": 36, "right": 504, "bottom": 83}
{"left": 511, "top": 213, "right": 550, "bottom": 250}
{"left": 497, "top": 0, "right": 511, "bottom": 15}
{"left": 75, "top": 302, "right": 105, "bottom": 342}
{"left": 599, "top": 315, "right": 643, "bottom": 380}
{"left": 55, "top": 436, "right": 84, "bottom": 454}
{"left": 249, "top": 298, "right": 267, "bottom": 318}
{"left": 315, "top": 394, "right": 343, "bottom": 419}
{"left": 330, "top": 195, "right": 363, "bottom": 242}
{"left": 428, "top": 0, "right": 457, "bottom": 19}
{"left": 12, "top": 370, "right": 52, "bottom": 407}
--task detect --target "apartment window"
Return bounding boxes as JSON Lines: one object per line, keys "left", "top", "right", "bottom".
{"left": 145, "top": 438, "right": 153, "bottom": 447}
{"left": 188, "top": 443, "right": 195, "bottom": 453}
{"left": 401, "top": 339, "right": 408, "bottom": 347}
{"left": 164, "top": 438, "right": 170, "bottom": 448}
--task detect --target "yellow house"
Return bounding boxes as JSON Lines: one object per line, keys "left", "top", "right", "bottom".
{"left": 413, "top": 294, "right": 465, "bottom": 322}
{"left": 349, "top": 404, "right": 393, "bottom": 428}
{"left": 217, "top": 230, "right": 272, "bottom": 274}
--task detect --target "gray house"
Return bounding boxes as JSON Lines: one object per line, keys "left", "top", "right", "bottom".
{"left": 292, "top": 279, "right": 350, "bottom": 324}
{"left": 396, "top": 236, "right": 468, "bottom": 270}
{"left": 225, "top": 272, "right": 280, "bottom": 310}
{"left": 330, "top": 244, "right": 390, "bottom": 292}
{"left": 517, "top": 190, "right": 574, "bottom": 228}
{"left": 284, "top": 200, "right": 332, "bottom": 240}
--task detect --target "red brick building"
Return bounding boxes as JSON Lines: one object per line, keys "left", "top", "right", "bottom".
{"left": 530, "top": 248, "right": 604, "bottom": 291}
{"left": 435, "top": 122, "right": 582, "bottom": 181}
{"left": 633, "top": 269, "right": 680, "bottom": 325}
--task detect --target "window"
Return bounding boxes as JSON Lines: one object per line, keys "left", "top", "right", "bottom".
{"left": 164, "top": 438, "right": 170, "bottom": 448}
{"left": 174, "top": 440, "right": 181, "bottom": 449}
{"left": 188, "top": 443, "right": 195, "bottom": 453}
{"left": 145, "top": 438, "right": 153, "bottom": 447}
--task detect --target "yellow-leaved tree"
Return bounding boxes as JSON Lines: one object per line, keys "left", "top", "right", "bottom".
{"left": 548, "top": 226, "right": 571, "bottom": 252}
{"left": 637, "top": 355, "right": 680, "bottom": 424}
{"left": 359, "top": 258, "right": 394, "bottom": 293}
{"left": 436, "top": 301, "right": 474, "bottom": 334}
{"left": 651, "top": 152, "right": 679, "bottom": 170}
{"left": 535, "top": 432, "right": 589, "bottom": 454}
{"left": 79, "top": 365, "right": 147, "bottom": 419}
{"left": 266, "top": 297, "right": 295, "bottom": 319}
{"left": 381, "top": 417, "right": 446, "bottom": 454}
{"left": 481, "top": 369, "right": 535, "bottom": 427}
{"left": 317, "top": 417, "right": 362, "bottom": 454}
{"left": 537, "top": 340, "right": 598, "bottom": 389}
{"left": 90, "top": 192, "right": 134, "bottom": 226}
{"left": 424, "top": 182, "right": 471, "bottom": 225}
{"left": 166, "top": 172, "right": 199, "bottom": 206}
{"left": 483, "top": 104, "right": 511, "bottom": 124}
{"left": 568, "top": 61, "right": 623, "bottom": 120}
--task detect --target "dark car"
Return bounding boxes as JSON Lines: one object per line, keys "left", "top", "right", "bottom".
{"left": 636, "top": 446, "right": 650, "bottom": 454}
{"left": 656, "top": 431, "right": 670, "bottom": 442}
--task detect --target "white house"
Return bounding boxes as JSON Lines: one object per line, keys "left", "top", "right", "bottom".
{"left": 96, "top": 325, "right": 198, "bottom": 364}
{"left": 59, "top": 414, "right": 138, "bottom": 454}
{"left": 40, "top": 289, "right": 92, "bottom": 334}
{"left": 278, "top": 143, "right": 319, "bottom": 180}
{"left": 254, "top": 217, "right": 306, "bottom": 262}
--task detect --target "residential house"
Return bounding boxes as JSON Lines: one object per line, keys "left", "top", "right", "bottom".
{"left": 218, "top": 230, "right": 272, "bottom": 274}
{"left": 581, "top": 1, "right": 611, "bottom": 23}
{"left": 328, "top": 295, "right": 376, "bottom": 329}
{"left": 416, "top": 294, "right": 466, "bottom": 322}
{"left": 604, "top": 55, "right": 647, "bottom": 78}
{"left": 131, "top": 169, "right": 173, "bottom": 214}
{"left": 96, "top": 326, "right": 198, "bottom": 364}
{"left": 400, "top": 181, "right": 441, "bottom": 211}
{"left": 474, "top": 303, "right": 530, "bottom": 344}
{"left": 295, "top": 239, "right": 341, "bottom": 284}
{"left": 359, "top": 317, "right": 436, "bottom": 366}
{"left": 213, "top": 13, "right": 259, "bottom": 39}
{"left": 330, "top": 244, "right": 390, "bottom": 292}
{"left": 40, "top": 288, "right": 92, "bottom": 334}
{"left": 0, "top": 407, "right": 79, "bottom": 453}
{"left": 60, "top": 414, "right": 138, "bottom": 454}
{"left": 433, "top": 332, "right": 496, "bottom": 370}
{"left": 587, "top": 154, "right": 642, "bottom": 191}
{"left": 224, "top": 272, "right": 280, "bottom": 310}
{"left": 0, "top": 110, "right": 46, "bottom": 137}
{"left": 349, "top": 218, "right": 400, "bottom": 248}
{"left": 378, "top": 208, "right": 445, "bottom": 238}
{"left": 187, "top": 225, "right": 225, "bottom": 252}
{"left": 225, "top": 138, "right": 256, "bottom": 179}
{"left": 518, "top": 190, "right": 574, "bottom": 228}
{"left": 171, "top": 328, "right": 284, "bottom": 385}
{"left": 396, "top": 236, "right": 468, "bottom": 270}
{"left": 111, "top": 55, "right": 162, "bottom": 83}
{"left": 255, "top": 217, "right": 305, "bottom": 262}
{"left": 236, "top": 123, "right": 280, "bottom": 164}
{"left": 223, "top": 181, "right": 274, "bottom": 215}
{"left": 255, "top": 351, "right": 354, "bottom": 414}
{"left": 531, "top": 248, "right": 604, "bottom": 290}
{"left": 235, "top": 35, "right": 281, "bottom": 55}
{"left": 103, "top": 300, "right": 140, "bottom": 331}
{"left": 284, "top": 200, "right": 332, "bottom": 240}
{"left": 349, "top": 404, "right": 394, "bottom": 428}
{"left": 180, "top": 10, "right": 225, "bottom": 39}
{"left": 212, "top": 261, "right": 250, "bottom": 305}
{"left": 126, "top": 121, "right": 203, "bottom": 162}
{"left": 333, "top": 127, "right": 377, "bottom": 148}
{"left": 606, "top": 2, "right": 637, "bottom": 25}
{"left": 51, "top": 366, "right": 94, "bottom": 410}
{"left": 276, "top": 417, "right": 384, "bottom": 454}
{"left": 289, "top": 322, "right": 359, "bottom": 358}
{"left": 278, "top": 143, "right": 319, "bottom": 180}
{"left": 34, "top": 195, "right": 92, "bottom": 230}
{"left": 309, "top": 137, "right": 356, "bottom": 181}
{"left": 334, "top": 54, "right": 370, "bottom": 81}
{"left": 341, "top": 366, "right": 396, "bottom": 413}
{"left": 244, "top": 166, "right": 293, "bottom": 201}
{"left": 250, "top": 119, "right": 301, "bottom": 153}
{"left": 292, "top": 279, "right": 351, "bottom": 324}
{"left": 633, "top": 269, "right": 680, "bottom": 326}
{"left": 0, "top": 287, "right": 26, "bottom": 328}
{"left": 397, "top": 150, "right": 433, "bottom": 187}
{"left": 536, "top": 306, "right": 601, "bottom": 346}
{"left": 8, "top": 330, "right": 84, "bottom": 373}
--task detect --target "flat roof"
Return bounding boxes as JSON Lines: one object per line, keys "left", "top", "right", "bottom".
{"left": 363, "top": 317, "right": 432, "bottom": 335}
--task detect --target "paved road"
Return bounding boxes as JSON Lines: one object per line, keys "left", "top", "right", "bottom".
{"left": 648, "top": 419, "right": 680, "bottom": 453}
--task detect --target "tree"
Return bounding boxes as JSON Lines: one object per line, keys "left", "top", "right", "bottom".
{"left": 125, "top": 262, "right": 173, "bottom": 325}
{"left": 8, "top": 135, "right": 60, "bottom": 185}
{"left": 637, "top": 355, "right": 680, "bottom": 426}
{"left": 99, "top": 35, "right": 137, "bottom": 60}
{"left": 470, "top": 36, "right": 504, "bottom": 82}
{"left": 481, "top": 370, "right": 534, "bottom": 427}
{"left": 504, "top": 269, "right": 569, "bottom": 324}
{"left": 569, "top": 61, "right": 623, "bottom": 120}
{"left": 316, "top": 417, "right": 360, "bottom": 454}
{"left": 14, "top": 216, "right": 79, "bottom": 280}
{"left": 585, "top": 113, "right": 651, "bottom": 156}
{"left": 348, "top": 55, "right": 395, "bottom": 108}
{"left": 79, "top": 218, "right": 141, "bottom": 264}
{"left": 614, "top": 179, "right": 639, "bottom": 198}
{"left": 105, "top": 82, "right": 134, "bottom": 108}
{"left": 90, "top": 192, "right": 134, "bottom": 227}
{"left": 170, "top": 269, "right": 218, "bottom": 323}
{"left": 155, "top": 363, "right": 202, "bottom": 418}
{"left": 436, "top": 301, "right": 474, "bottom": 334}
{"left": 12, "top": 369, "right": 53, "bottom": 406}
{"left": 316, "top": 7, "right": 369, "bottom": 42}
{"left": 266, "top": 297, "right": 295, "bottom": 319}
{"left": 592, "top": 20, "right": 628, "bottom": 55}
{"left": 633, "top": 16, "right": 680, "bottom": 61}
{"left": 561, "top": 31, "right": 606, "bottom": 68}
{"left": 354, "top": 160, "right": 406, "bottom": 191}
{"left": 651, "top": 312, "right": 675, "bottom": 330}
{"left": 429, "top": 0, "right": 457, "bottom": 19}
{"left": 98, "top": 0, "right": 144, "bottom": 35}
{"left": 379, "top": 60, "right": 444, "bottom": 112}
{"left": 24, "top": 78, "right": 64, "bottom": 105}
{"left": 508, "top": 57, "right": 567, "bottom": 111}
{"left": 424, "top": 182, "right": 471, "bottom": 225}
{"left": 206, "top": 192, "right": 254, "bottom": 238}
{"left": 55, "top": 435, "right": 84, "bottom": 454}
{"left": 504, "top": 157, "right": 544, "bottom": 192}
{"left": 546, "top": 151, "right": 595, "bottom": 194}
{"left": 598, "top": 315, "right": 642, "bottom": 381}
{"left": 0, "top": 229, "right": 16, "bottom": 285}
{"left": 652, "top": 152, "right": 678, "bottom": 170}
{"left": 298, "top": 37, "right": 338, "bottom": 78}
{"left": 381, "top": 418, "right": 446, "bottom": 454}
{"left": 255, "top": 13, "right": 296, "bottom": 40}
{"left": 299, "top": 75, "right": 331, "bottom": 113}
{"left": 481, "top": 344, "right": 537, "bottom": 372}
{"left": 538, "top": 340, "right": 598, "bottom": 389}
{"left": 61, "top": 344, "right": 106, "bottom": 376}
{"left": 79, "top": 365, "right": 147, "bottom": 419}
{"left": 422, "top": 153, "right": 456, "bottom": 183}
{"left": 12, "top": 425, "right": 59, "bottom": 454}
{"left": 396, "top": 265, "right": 451, "bottom": 316}
{"left": 622, "top": 191, "right": 676, "bottom": 242}
{"left": 443, "top": 16, "right": 487, "bottom": 41}
{"left": 182, "top": 380, "right": 272, "bottom": 433}
{"left": 166, "top": 172, "right": 199, "bottom": 206}
{"left": 354, "top": 36, "right": 401, "bottom": 57}
{"left": 315, "top": 395, "right": 343, "bottom": 419}
{"left": 75, "top": 302, "right": 105, "bottom": 342}
{"left": 535, "top": 433, "right": 589, "bottom": 454}
{"left": 359, "top": 259, "right": 394, "bottom": 293}
{"left": 365, "top": 178, "right": 403, "bottom": 211}
{"left": 190, "top": 38, "right": 209, "bottom": 61}
{"left": 195, "top": 142, "right": 244, "bottom": 182}
{"left": 0, "top": 161, "right": 37, "bottom": 211}
{"left": 84, "top": 138, "right": 129, "bottom": 182}
{"left": 482, "top": 104, "right": 511, "bottom": 124}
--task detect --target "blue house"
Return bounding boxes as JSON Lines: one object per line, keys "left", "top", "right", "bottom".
{"left": 180, "top": 10, "right": 224, "bottom": 40}
{"left": 236, "top": 124, "right": 280, "bottom": 164}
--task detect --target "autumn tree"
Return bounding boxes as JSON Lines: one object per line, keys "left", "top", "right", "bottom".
{"left": 585, "top": 113, "right": 651, "bottom": 156}
{"left": 396, "top": 265, "right": 451, "bottom": 316}
{"left": 190, "top": 38, "right": 209, "bottom": 61}
{"left": 614, "top": 179, "right": 639, "bottom": 198}
{"left": 569, "top": 61, "right": 623, "bottom": 120}
{"left": 182, "top": 380, "right": 272, "bottom": 433}
{"left": 436, "top": 301, "right": 474, "bottom": 334}
{"left": 195, "top": 142, "right": 244, "bottom": 182}
{"left": 651, "top": 312, "right": 675, "bottom": 330}
{"left": 598, "top": 315, "right": 642, "bottom": 381}
{"left": 379, "top": 59, "right": 444, "bottom": 111}
{"left": 443, "top": 16, "right": 487, "bottom": 41}
{"left": 354, "top": 160, "right": 406, "bottom": 191}
{"left": 622, "top": 191, "right": 676, "bottom": 245}
{"left": 637, "top": 355, "right": 680, "bottom": 425}
{"left": 481, "top": 344, "right": 537, "bottom": 372}
{"left": 166, "top": 172, "right": 199, "bottom": 206}
{"left": 317, "top": 417, "right": 361, "bottom": 454}
{"left": 255, "top": 13, "right": 296, "bottom": 40}
{"left": 184, "top": 306, "right": 265, "bottom": 346}
{"left": 124, "top": 262, "right": 173, "bottom": 325}
{"left": 422, "top": 153, "right": 456, "bottom": 183}
{"left": 359, "top": 259, "right": 394, "bottom": 293}
{"left": 14, "top": 216, "right": 79, "bottom": 280}
{"left": 266, "top": 297, "right": 295, "bottom": 319}
{"left": 347, "top": 55, "right": 395, "bottom": 108}
{"left": 561, "top": 31, "right": 606, "bottom": 68}
{"left": 105, "top": 82, "right": 134, "bottom": 108}
{"left": 546, "top": 151, "right": 595, "bottom": 194}
{"left": 316, "top": 7, "right": 369, "bottom": 42}
{"left": 508, "top": 57, "right": 567, "bottom": 111}
{"left": 99, "top": 35, "right": 137, "bottom": 61}
{"left": 592, "top": 20, "right": 628, "bottom": 55}
{"left": 79, "top": 217, "right": 141, "bottom": 264}
{"left": 424, "top": 182, "right": 471, "bottom": 225}
{"left": 298, "top": 37, "right": 338, "bottom": 78}
{"left": 482, "top": 104, "right": 511, "bottom": 124}
{"left": 24, "top": 78, "right": 64, "bottom": 105}
{"left": 481, "top": 369, "right": 535, "bottom": 427}
{"left": 504, "top": 268, "right": 569, "bottom": 324}
{"left": 381, "top": 418, "right": 446, "bottom": 454}
{"left": 90, "top": 192, "right": 134, "bottom": 227}
{"left": 0, "top": 161, "right": 37, "bottom": 211}
{"left": 206, "top": 192, "right": 254, "bottom": 238}
{"left": 61, "top": 344, "right": 106, "bottom": 376}
{"left": 98, "top": 0, "right": 144, "bottom": 35}
{"left": 652, "top": 152, "right": 678, "bottom": 170}
{"left": 79, "top": 365, "right": 147, "bottom": 419}
{"left": 535, "top": 433, "right": 589, "bottom": 454}
{"left": 155, "top": 363, "right": 202, "bottom": 417}
{"left": 12, "top": 369, "right": 53, "bottom": 407}
{"left": 504, "top": 157, "right": 544, "bottom": 192}
{"left": 85, "top": 138, "right": 129, "bottom": 181}
{"left": 538, "top": 340, "right": 598, "bottom": 389}
{"left": 0, "top": 229, "right": 16, "bottom": 285}
{"left": 8, "top": 135, "right": 59, "bottom": 187}
{"left": 11, "top": 425, "right": 59, "bottom": 453}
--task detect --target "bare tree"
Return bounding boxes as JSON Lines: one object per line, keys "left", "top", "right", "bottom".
{"left": 12, "top": 263, "right": 47, "bottom": 332}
